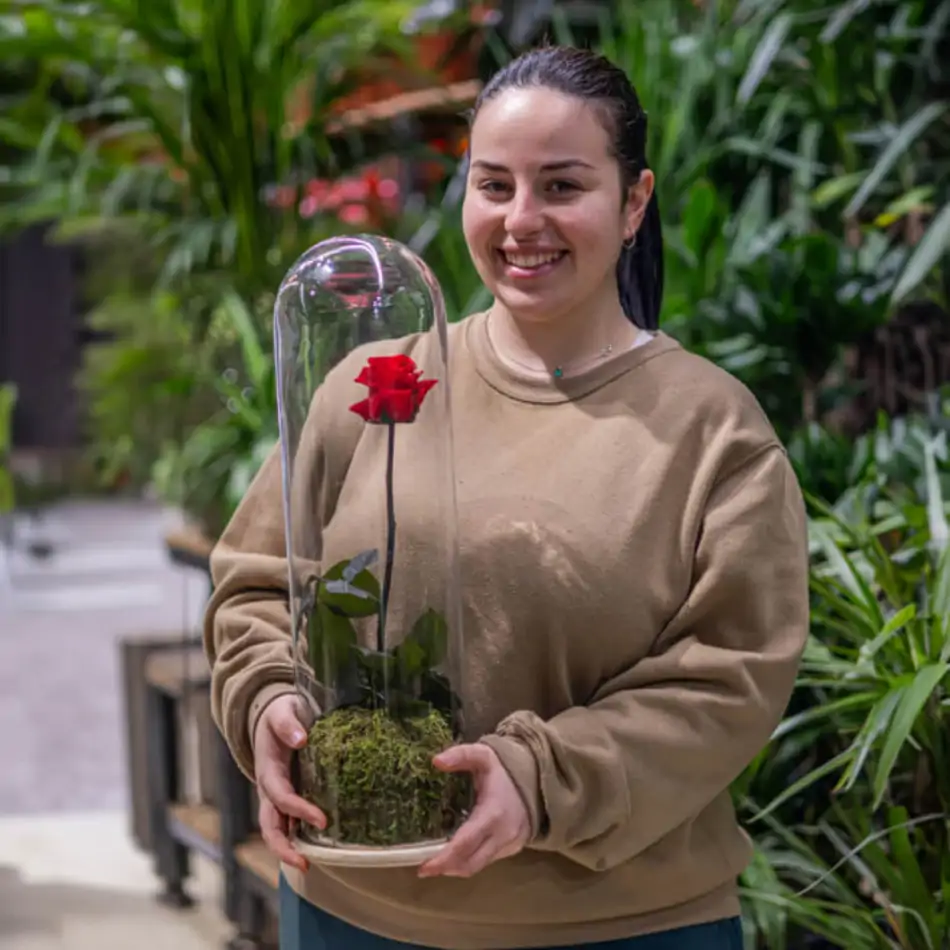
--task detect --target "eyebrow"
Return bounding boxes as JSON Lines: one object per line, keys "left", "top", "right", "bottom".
{"left": 470, "top": 159, "right": 595, "bottom": 173}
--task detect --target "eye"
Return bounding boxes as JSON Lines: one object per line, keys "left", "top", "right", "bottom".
{"left": 476, "top": 179, "right": 511, "bottom": 197}
{"left": 547, "top": 180, "right": 580, "bottom": 196}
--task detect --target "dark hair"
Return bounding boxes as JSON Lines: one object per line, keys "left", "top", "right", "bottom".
{"left": 470, "top": 46, "right": 664, "bottom": 331}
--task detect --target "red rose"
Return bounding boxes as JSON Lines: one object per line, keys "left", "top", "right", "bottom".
{"left": 349, "top": 354, "right": 437, "bottom": 424}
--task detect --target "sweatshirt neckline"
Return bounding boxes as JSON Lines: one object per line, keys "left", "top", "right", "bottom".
{"left": 464, "top": 310, "right": 680, "bottom": 405}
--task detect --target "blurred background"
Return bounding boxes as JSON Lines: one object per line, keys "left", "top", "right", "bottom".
{"left": 0, "top": 1, "right": 948, "bottom": 948}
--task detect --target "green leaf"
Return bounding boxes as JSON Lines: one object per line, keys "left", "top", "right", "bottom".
{"left": 393, "top": 636, "right": 428, "bottom": 681}
{"left": 772, "top": 691, "right": 877, "bottom": 741}
{"left": 886, "top": 806, "right": 938, "bottom": 945}
{"left": 837, "top": 688, "right": 904, "bottom": 794}
{"left": 858, "top": 604, "right": 917, "bottom": 663}
{"left": 873, "top": 663, "right": 949, "bottom": 809}
{"left": 308, "top": 600, "right": 357, "bottom": 684}
{"left": 737, "top": 13, "right": 793, "bottom": 105}
{"left": 811, "top": 521, "right": 883, "bottom": 629}
{"left": 844, "top": 102, "right": 949, "bottom": 218}
{"left": 933, "top": 544, "right": 950, "bottom": 631}
{"left": 319, "top": 553, "right": 380, "bottom": 618}
{"left": 404, "top": 609, "right": 449, "bottom": 670}
{"left": 752, "top": 749, "right": 854, "bottom": 822}
{"left": 819, "top": 0, "right": 872, "bottom": 43}
{"left": 924, "top": 438, "right": 949, "bottom": 553}
{"left": 812, "top": 172, "right": 864, "bottom": 209}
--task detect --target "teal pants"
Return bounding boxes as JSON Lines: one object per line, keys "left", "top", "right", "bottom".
{"left": 278, "top": 876, "right": 743, "bottom": 950}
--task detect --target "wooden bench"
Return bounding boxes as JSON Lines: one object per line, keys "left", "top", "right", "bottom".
{"left": 125, "top": 528, "right": 282, "bottom": 947}
{"left": 143, "top": 644, "right": 217, "bottom": 907}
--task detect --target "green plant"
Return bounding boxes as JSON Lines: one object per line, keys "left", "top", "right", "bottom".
{"left": 296, "top": 548, "right": 469, "bottom": 848}
{"left": 0, "top": 0, "right": 419, "bottom": 288}
{"left": 739, "top": 423, "right": 950, "bottom": 948}
{"left": 0, "top": 0, "right": 445, "bottom": 529}
{"left": 150, "top": 290, "right": 278, "bottom": 536}
{"left": 301, "top": 551, "right": 455, "bottom": 719}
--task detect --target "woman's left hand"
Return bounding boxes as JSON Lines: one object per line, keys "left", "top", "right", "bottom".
{"left": 418, "top": 743, "right": 531, "bottom": 879}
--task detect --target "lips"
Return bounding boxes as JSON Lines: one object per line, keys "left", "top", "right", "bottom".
{"left": 496, "top": 249, "right": 568, "bottom": 279}
{"left": 500, "top": 250, "right": 566, "bottom": 268}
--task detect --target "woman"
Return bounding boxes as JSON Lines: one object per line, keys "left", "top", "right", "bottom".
{"left": 204, "top": 46, "right": 809, "bottom": 950}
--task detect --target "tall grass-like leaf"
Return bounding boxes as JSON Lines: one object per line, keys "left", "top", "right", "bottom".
{"left": 737, "top": 13, "right": 793, "bottom": 105}
{"left": 773, "top": 691, "right": 878, "bottom": 741}
{"left": 219, "top": 290, "right": 267, "bottom": 387}
{"left": 886, "top": 806, "right": 939, "bottom": 948}
{"left": 819, "top": 0, "right": 872, "bottom": 43}
{"left": 858, "top": 604, "right": 917, "bottom": 664}
{"left": 924, "top": 438, "right": 949, "bottom": 553}
{"left": 812, "top": 521, "right": 884, "bottom": 628}
{"left": 873, "top": 663, "right": 949, "bottom": 808}
{"left": 741, "top": 846, "right": 789, "bottom": 950}
{"left": 891, "top": 202, "right": 950, "bottom": 304}
{"left": 836, "top": 688, "right": 904, "bottom": 794}
{"left": 752, "top": 749, "right": 855, "bottom": 821}
{"left": 933, "top": 545, "right": 950, "bottom": 635}
{"left": 844, "top": 102, "right": 949, "bottom": 218}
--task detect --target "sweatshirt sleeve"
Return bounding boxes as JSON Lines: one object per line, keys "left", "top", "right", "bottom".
{"left": 203, "top": 382, "right": 361, "bottom": 782}
{"left": 480, "top": 444, "right": 810, "bottom": 872}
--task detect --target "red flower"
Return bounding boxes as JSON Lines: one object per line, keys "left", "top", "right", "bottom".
{"left": 349, "top": 355, "right": 437, "bottom": 424}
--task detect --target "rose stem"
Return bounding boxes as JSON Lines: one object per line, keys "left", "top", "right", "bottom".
{"left": 379, "top": 421, "right": 397, "bottom": 654}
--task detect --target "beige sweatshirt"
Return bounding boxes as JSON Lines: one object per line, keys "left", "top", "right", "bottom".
{"left": 204, "top": 310, "right": 810, "bottom": 949}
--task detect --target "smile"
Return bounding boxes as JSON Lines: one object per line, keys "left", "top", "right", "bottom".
{"left": 497, "top": 249, "right": 568, "bottom": 276}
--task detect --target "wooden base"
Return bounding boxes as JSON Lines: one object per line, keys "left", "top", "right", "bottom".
{"left": 235, "top": 839, "right": 281, "bottom": 890}
{"left": 295, "top": 835, "right": 447, "bottom": 868}
{"left": 168, "top": 803, "right": 221, "bottom": 846}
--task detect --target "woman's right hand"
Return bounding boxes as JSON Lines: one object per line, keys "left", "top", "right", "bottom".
{"left": 253, "top": 694, "right": 327, "bottom": 872}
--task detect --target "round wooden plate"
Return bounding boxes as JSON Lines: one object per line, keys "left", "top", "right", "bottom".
{"left": 294, "top": 835, "right": 448, "bottom": 868}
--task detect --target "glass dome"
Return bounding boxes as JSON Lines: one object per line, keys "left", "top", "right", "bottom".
{"left": 273, "top": 236, "right": 469, "bottom": 864}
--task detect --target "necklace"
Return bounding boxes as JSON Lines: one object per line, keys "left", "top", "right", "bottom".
{"left": 488, "top": 313, "right": 641, "bottom": 380}
{"left": 553, "top": 344, "right": 614, "bottom": 378}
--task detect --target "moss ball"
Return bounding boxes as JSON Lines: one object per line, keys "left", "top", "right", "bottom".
{"left": 298, "top": 706, "right": 471, "bottom": 847}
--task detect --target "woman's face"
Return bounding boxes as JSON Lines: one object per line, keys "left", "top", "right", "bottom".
{"left": 462, "top": 86, "right": 652, "bottom": 324}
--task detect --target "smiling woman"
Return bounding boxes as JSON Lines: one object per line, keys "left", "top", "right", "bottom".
{"left": 205, "top": 45, "right": 809, "bottom": 950}
{"left": 462, "top": 47, "right": 663, "bottom": 381}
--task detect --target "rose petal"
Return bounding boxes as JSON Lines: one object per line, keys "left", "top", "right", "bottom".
{"left": 370, "top": 389, "right": 416, "bottom": 424}
{"left": 349, "top": 398, "right": 372, "bottom": 421}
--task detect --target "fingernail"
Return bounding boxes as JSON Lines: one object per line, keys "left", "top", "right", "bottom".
{"left": 292, "top": 730, "right": 306, "bottom": 745}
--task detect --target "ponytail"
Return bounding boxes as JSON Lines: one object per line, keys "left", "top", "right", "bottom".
{"left": 617, "top": 184, "right": 664, "bottom": 332}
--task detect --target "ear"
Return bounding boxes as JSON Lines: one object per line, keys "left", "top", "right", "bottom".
{"left": 622, "top": 170, "right": 655, "bottom": 240}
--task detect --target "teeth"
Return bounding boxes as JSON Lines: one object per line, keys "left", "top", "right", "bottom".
{"left": 503, "top": 251, "right": 563, "bottom": 268}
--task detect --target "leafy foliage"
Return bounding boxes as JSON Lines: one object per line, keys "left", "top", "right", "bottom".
{"left": 301, "top": 551, "right": 457, "bottom": 722}
{"left": 739, "top": 398, "right": 950, "bottom": 948}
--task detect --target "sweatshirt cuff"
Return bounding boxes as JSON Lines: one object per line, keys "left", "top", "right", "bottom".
{"left": 479, "top": 731, "right": 545, "bottom": 842}
{"left": 224, "top": 678, "right": 297, "bottom": 783}
{"left": 248, "top": 681, "right": 300, "bottom": 753}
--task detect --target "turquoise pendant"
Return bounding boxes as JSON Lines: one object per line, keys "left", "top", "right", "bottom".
{"left": 553, "top": 367, "right": 564, "bottom": 379}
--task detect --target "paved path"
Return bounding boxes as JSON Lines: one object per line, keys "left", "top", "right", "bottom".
{"left": 0, "top": 500, "right": 208, "bottom": 814}
{"left": 0, "top": 500, "right": 227, "bottom": 950}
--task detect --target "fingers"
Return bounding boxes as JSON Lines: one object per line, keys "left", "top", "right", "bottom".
{"left": 258, "top": 768, "right": 327, "bottom": 829}
{"left": 433, "top": 743, "right": 494, "bottom": 774}
{"left": 259, "top": 798, "right": 309, "bottom": 872}
{"left": 418, "top": 806, "right": 497, "bottom": 878}
{"left": 265, "top": 696, "right": 308, "bottom": 750}
{"left": 446, "top": 835, "right": 504, "bottom": 878}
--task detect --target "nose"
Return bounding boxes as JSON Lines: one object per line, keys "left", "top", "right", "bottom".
{"left": 504, "top": 187, "right": 545, "bottom": 237}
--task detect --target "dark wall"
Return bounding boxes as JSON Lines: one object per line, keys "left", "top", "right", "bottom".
{"left": 0, "top": 224, "right": 81, "bottom": 450}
